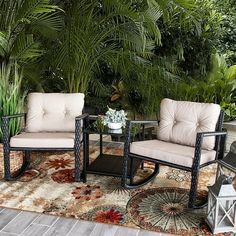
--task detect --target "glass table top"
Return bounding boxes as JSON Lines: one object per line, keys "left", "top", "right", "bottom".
{"left": 84, "top": 123, "right": 125, "bottom": 136}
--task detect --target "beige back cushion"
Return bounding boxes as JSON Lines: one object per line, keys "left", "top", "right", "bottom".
{"left": 157, "top": 99, "right": 221, "bottom": 150}
{"left": 25, "top": 93, "right": 84, "bottom": 132}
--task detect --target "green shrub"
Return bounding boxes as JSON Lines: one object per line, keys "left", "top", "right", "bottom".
{"left": 167, "top": 53, "right": 236, "bottom": 120}
{"left": 220, "top": 102, "right": 236, "bottom": 121}
{"left": 0, "top": 63, "right": 25, "bottom": 142}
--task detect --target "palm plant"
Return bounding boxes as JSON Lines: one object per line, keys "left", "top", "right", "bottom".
{"left": 0, "top": 0, "right": 62, "bottom": 65}
{"left": 53, "top": 0, "right": 201, "bottom": 99}
{"left": 54, "top": 0, "right": 164, "bottom": 93}
{"left": 107, "top": 53, "right": 182, "bottom": 118}
{"left": 105, "top": 0, "right": 202, "bottom": 117}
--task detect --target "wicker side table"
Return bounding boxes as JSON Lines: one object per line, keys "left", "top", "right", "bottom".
{"left": 82, "top": 123, "right": 141, "bottom": 183}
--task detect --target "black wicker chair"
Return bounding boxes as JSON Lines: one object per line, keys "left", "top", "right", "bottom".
{"left": 1, "top": 93, "right": 89, "bottom": 182}
{"left": 122, "top": 99, "right": 227, "bottom": 209}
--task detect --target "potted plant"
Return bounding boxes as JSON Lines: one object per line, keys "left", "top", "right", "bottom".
{"left": 104, "top": 107, "right": 127, "bottom": 129}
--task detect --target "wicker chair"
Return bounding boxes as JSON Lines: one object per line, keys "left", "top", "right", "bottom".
{"left": 122, "top": 98, "right": 227, "bottom": 209}
{"left": 2, "top": 93, "right": 88, "bottom": 181}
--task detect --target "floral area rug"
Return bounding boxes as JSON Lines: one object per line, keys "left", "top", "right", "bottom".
{"left": 0, "top": 143, "right": 233, "bottom": 236}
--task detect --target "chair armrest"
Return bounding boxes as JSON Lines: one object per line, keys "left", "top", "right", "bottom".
{"left": 88, "top": 115, "right": 98, "bottom": 121}
{"left": 125, "top": 120, "right": 158, "bottom": 138}
{"left": 75, "top": 114, "right": 97, "bottom": 123}
{"left": 124, "top": 120, "right": 158, "bottom": 152}
{"left": 2, "top": 113, "right": 26, "bottom": 120}
{"left": 130, "top": 120, "right": 158, "bottom": 125}
{"left": 75, "top": 113, "right": 89, "bottom": 121}
{"left": 1, "top": 113, "right": 26, "bottom": 145}
{"left": 131, "top": 120, "right": 158, "bottom": 140}
{"left": 75, "top": 114, "right": 89, "bottom": 143}
{"left": 197, "top": 131, "right": 227, "bottom": 137}
{"left": 192, "top": 130, "right": 227, "bottom": 168}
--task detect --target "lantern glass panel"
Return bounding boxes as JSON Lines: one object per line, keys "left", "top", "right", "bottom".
{"left": 217, "top": 199, "right": 236, "bottom": 228}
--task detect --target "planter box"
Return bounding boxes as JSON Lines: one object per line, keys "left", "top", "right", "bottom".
{"left": 223, "top": 120, "right": 236, "bottom": 152}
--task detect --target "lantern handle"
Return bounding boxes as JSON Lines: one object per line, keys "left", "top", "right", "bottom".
{"left": 217, "top": 174, "right": 233, "bottom": 185}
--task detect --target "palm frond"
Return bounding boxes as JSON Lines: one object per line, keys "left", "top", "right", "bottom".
{"left": 90, "top": 78, "right": 109, "bottom": 97}
{"left": 31, "top": 13, "right": 63, "bottom": 37}
{"left": 11, "top": 33, "right": 44, "bottom": 63}
{"left": 16, "top": 0, "right": 61, "bottom": 23}
{"left": 0, "top": 32, "right": 8, "bottom": 56}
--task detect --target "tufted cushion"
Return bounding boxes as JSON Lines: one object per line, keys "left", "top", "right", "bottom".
{"left": 25, "top": 93, "right": 84, "bottom": 132}
{"left": 157, "top": 99, "right": 221, "bottom": 150}
{"left": 130, "top": 140, "right": 216, "bottom": 168}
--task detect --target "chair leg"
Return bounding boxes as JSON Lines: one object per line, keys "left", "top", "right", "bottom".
{"left": 4, "top": 150, "right": 30, "bottom": 181}
{"left": 82, "top": 133, "right": 88, "bottom": 183}
{"left": 188, "top": 167, "right": 207, "bottom": 209}
{"left": 122, "top": 155, "right": 159, "bottom": 189}
{"left": 3, "top": 145, "right": 11, "bottom": 180}
{"left": 141, "top": 160, "right": 144, "bottom": 170}
{"left": 24, "top": 151, "right": 30, "bottom": 166}
{"left": 74, "top": 144, "right": 81, "bottom": 182}
{"left": 129, "top": 157, "right": 134, "bottom": 185}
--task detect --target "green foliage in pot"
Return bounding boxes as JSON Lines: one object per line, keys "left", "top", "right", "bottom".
{"left": 104, "top": 107, "right": 127, "bottom": 128}
{"left": 0, "top": 63, "right": 25, "bottom": 141}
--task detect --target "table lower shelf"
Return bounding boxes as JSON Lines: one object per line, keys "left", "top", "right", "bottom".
{"left": 85, "top": 154, "right": 141, "bottom": 178}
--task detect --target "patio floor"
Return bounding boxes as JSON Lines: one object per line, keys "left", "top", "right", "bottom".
{"left": 0, "top": 207, "right": 171, "bottom": 236}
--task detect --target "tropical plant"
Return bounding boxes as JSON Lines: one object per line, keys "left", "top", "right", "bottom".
{"left": 0, "top": 63, "right": 25, "bottom": 142}
{"left": 102, "top": 0, "right": 220, "bottom": 118}
{"left": 212, "top": 0, "right": 236, "bottom": 65}
{"left": 53, "top": 0, "right": 164, "bottom": 93}
{"left": 221, "top": 102, "right": 236, "bottom": 121}
{"left": 110, "top": 56, "right": 181, "bottom": 118}
{"left": 0, "top": 0, "right": 63, "bottom": 91}
{"left": 155, "top": 0, "right": 222, "bottom": 78}
{"left": 0, "top": 0, "right": 63, "bottom": 140}
{"left": 167, "top": 53, "right": 236, "bottom": 120}
{"left": 0, "top": 0, "right": 62, "bottom": 65}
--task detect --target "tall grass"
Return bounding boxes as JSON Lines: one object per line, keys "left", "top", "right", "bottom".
{"left": 0, "top": 63, "right": 25, "bottom": 142}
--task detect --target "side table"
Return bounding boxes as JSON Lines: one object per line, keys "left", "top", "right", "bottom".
{"left": 82, "top": 124, "right": 142, "bottom": 183}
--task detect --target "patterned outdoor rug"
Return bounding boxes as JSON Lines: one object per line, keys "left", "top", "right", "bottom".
{"left": 0, "top": 143, "right": 233, "bottom": 236}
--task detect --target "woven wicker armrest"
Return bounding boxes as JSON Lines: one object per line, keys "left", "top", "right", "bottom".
{"left": 197, "top": 130, "right": 227, "bottom": 137}
{"left": 129, "top": 120, "right": 158, "bottom": 125}
{"left": 2, "top": 113, "right": 26, "bottom": 120}
{"left": 192, "top": 130, "right": 227, "bottom": 169}
{"left": 1, "top": 113, "right": 26, "bottom": 140}
{"left": 75, "top": 113, "right": 89, "bottom": 121}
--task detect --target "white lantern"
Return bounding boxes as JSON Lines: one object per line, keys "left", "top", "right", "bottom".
{"left": 206, "top": 175, "right": 236, "bottom": 234}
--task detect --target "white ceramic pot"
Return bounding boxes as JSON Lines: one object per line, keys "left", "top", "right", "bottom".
{"left": 108, "top": 122, "right": 122, "bottom": 129}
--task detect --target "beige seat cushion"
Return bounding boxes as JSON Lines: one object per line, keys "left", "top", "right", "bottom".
{"left": 10, "top": 132, "right": 75, "bottom": 148}
{"left": 130, "top": 140, "right": 216, "bottom": 168}
{"left": 157, "top": 99, "right": 221, "bottom": 150}
{"left": 25, "top": 93, "right": 84, "bottom": 132}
